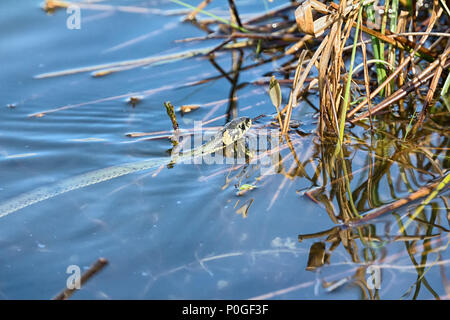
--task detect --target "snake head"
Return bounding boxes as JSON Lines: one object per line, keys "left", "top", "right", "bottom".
{"left": 234, "top": 117, "right": 252, "bottom": 133}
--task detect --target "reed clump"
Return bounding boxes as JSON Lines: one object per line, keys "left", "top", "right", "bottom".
{"left": 170, "top": 1, "right": 449, "bottom": 298}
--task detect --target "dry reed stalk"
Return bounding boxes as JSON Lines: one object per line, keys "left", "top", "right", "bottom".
{"left": 350, "top": 59, "right": 450, "bottom": 122}
{"left": 282, "top": 50, "right": 308, "bottom": 134}
{"left": 227, "top": 0, "right": 243, "bottom": 29}
{"left": 347, "top": 5, "right": 444, "bottom": 118}
{"left": 414, "top": 41, "right": 450, "bottom": 129}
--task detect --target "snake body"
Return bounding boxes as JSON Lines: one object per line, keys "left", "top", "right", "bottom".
{"left": 0, "top": 117, "right": 252, "bottom": 218}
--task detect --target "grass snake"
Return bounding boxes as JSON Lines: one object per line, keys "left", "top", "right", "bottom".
{"left": 0, "top": 117, "right": 252, "bottom": 219}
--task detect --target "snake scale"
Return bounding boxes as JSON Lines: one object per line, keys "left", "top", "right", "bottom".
{"left": 0, "top": 117, "right": 252, "bottom": 219}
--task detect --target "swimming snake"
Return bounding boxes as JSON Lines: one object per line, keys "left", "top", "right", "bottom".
{"left": 0, "top": 117, "right": 252, "bottom": 218}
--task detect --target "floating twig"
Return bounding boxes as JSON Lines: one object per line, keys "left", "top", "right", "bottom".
{"left": 53, "top": 258, "right": 109, "bottom": 300}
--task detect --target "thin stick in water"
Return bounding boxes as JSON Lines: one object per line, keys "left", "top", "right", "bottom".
{"left": 53, "top": 258, "right": 109, "bottom": 300}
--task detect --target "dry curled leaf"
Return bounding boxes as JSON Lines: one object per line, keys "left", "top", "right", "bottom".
{"left": 295, "top": 0, "right": 330, "bottom": 37}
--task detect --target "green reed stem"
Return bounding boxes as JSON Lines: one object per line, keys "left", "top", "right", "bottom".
{"left": 340, "top": 148, "right": 362, "bottom": 218}
{"left": 441, "top": 72, "right": 450, "bottom": 96}
{"left": 388, "top": 0, "right": 399, "bottom": 92}
{"left": 379, "top": 0, "right": 389, "bottom": 70}
{"left": 366, "top": 4, "right": 387, "bottom": 95}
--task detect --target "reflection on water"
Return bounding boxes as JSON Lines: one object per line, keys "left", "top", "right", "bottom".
{"left": 0, "top": 0, "right": 448, "bottom": 299}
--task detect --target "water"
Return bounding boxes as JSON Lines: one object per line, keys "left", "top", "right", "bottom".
{"left": 0, "top": 0, "right": 448, "bottom": 299}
